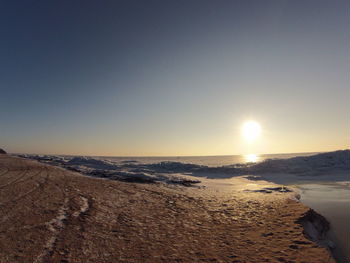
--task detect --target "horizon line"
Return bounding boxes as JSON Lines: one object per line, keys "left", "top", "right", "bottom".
{"left": 9, "top": 150, "right": 336, "bottom": 158}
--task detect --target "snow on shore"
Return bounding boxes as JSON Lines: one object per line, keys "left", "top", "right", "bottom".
{"left": 17, "top": 150, "right": 350, "bottom": 184}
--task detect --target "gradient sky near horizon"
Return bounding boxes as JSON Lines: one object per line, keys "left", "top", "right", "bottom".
{"left": 1, "top": 0, "right": 350, "bottom": 156}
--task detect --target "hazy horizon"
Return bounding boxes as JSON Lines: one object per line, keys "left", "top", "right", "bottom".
{"left": 14, "top": 150, "right": 328, "bottom": 158}
{"left": 1, "top": 0, "right": 350, "bottom": 156}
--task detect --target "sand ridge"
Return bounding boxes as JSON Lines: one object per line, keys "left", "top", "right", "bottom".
{"left": 0, "top": 155, "right": 335, "bottom": 263}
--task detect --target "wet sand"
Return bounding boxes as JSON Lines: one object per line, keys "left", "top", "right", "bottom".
{"left": 0, "top": 155, "right": 335, "bottom": 263}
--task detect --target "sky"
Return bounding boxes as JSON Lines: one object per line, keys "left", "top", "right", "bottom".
{"left": 1, "top": 0, "right": 350, "bottom": 156}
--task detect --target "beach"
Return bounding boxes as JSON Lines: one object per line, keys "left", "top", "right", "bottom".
{"left": 0, "top": 154, "right": 335, "bottom": 263}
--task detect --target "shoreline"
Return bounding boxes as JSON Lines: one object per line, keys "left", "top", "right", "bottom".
{"left": 0, "top": 155, "right": 336, "bottom": 263}
{"left": 297, "top": 183, "right": 350, "bottom": 263}
{"left": 194, "top": 176, "right": 338, "bottom": 261}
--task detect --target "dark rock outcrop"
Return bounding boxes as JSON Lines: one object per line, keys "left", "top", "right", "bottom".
{"left": 0, "top": 148, "right": 6, "bottom": 154}
{"left": 296, "top": 209, "right": 334, "bottom": 248}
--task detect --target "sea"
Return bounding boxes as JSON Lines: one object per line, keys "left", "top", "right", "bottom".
{"left": 101, "top": 152, "right": 317, "bottom": 166}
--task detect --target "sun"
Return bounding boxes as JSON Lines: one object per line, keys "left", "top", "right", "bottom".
{"left": 242, "top": 121, "right": 261, "bottom": 142}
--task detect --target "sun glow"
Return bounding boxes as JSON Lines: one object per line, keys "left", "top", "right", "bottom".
{"left": 242, "top": 121, "right": 261, "bottom": 142}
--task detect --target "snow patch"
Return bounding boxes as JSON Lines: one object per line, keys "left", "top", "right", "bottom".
{"left": 18, "top": 150, "right": 350, "bottom": 183}
{"left": 34, "top": 198, "right": 69, "bottom": 263}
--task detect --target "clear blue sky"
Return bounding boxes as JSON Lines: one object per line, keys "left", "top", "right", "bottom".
{"left": 1, "top": 0, "right": 350, "bottom": 156}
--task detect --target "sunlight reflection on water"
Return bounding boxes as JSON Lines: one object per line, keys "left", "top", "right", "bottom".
{"left": 244, "top": 154, "right": 259, "bottom": 163}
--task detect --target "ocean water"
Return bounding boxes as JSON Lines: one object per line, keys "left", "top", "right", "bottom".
{"left": 300, "top": 183, "right": 350, "bottom": 263}
{"left": 101, "top": 152, "right": 317, "bottom": 166}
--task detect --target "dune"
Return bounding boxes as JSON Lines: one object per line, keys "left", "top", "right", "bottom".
{"left": 0, "top": 155, "right": 335, "bottom": 263}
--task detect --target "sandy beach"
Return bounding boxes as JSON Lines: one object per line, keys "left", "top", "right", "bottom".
{"left": 0, "top": 155, "right": 335, "bottom": 263}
